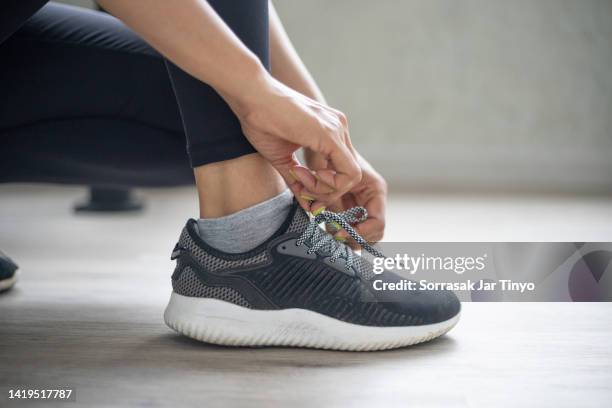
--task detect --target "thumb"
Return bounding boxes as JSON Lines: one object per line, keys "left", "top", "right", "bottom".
{"left": 272, "top": 154, "right": 313, "bottom": 213}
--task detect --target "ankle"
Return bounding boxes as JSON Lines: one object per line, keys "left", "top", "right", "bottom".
{"left": 196, "top": 190, "right": 293, "bottom": 253}
{"left": 194, "top": 153, "right": 287, "bottom": 218}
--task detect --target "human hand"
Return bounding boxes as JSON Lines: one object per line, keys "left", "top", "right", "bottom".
{"left": 301, "top": 150, "right": 388, "bottom": 246}
{"left": 223, "top": 73, "right": 362, "bottom": 211}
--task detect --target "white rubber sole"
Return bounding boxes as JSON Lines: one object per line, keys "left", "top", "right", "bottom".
{"left": 0, "top": 271, "right": 17, "bottom": 292}
{"left": 164, "top": 292, "right": 460, "bottom": 351}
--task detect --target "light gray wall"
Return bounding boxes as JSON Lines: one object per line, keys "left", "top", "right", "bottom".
{"left": 274, "top": 0, "right": 612, "bottom": 193}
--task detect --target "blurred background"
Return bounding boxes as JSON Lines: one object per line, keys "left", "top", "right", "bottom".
{"left": 59, "top": 0, "right": 612, "bottom": 194}
{"left": 2, "top": 0, "right": 612, "bottom": 242}
{"left": 2, "top": 3, "right": 611, "bottom": 404}
{"left": 275, "top": 0, "right": 612, "bottom": 194}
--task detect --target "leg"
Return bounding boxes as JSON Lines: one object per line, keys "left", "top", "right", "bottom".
{"left": 0, "top": 2, "right": 289, "bottom": 289}
{"left": 0, "top": 0, "right": 49, "bottom": 44}
{"left": 0, "top": 1, "right": 282, "bottom": 206}
{"left": 193, "top": 154, "right": 286, "bottom": 218}
{"left": 0, "top": 3, "right": 192, "bottom": 187}
{"left": 0, "top": 3, "right": 462, "bottom": 350}
{"left": 0, "top": 2, "right": 191, "bottom": 292}
{"left": 165, "top": 0, "right": 285, "bottom": 218}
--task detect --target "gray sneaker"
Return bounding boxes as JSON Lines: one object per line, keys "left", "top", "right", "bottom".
{"left": 164, "top": 201, "right": 460, "bottom": 351}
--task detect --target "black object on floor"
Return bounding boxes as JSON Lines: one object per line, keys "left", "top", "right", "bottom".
{"left": 0, "top": 250, "right": 18, "bottom": 292}
{"left": 74, "top": 187, "right": 144, "bottom": 213}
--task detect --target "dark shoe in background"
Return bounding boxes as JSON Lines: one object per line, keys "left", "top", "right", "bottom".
{"left": 0, "top": 250, "right": 18, "bottom": 292}
{"left": 74, "top": 187, "right": 144, "bottom": 213}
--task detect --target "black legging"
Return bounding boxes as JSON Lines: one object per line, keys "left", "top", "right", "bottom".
{"left": 0, "top": 0, "right": 268, "bottom": 187}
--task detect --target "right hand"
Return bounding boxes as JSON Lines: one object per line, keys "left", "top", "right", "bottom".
{"left": 224, "top": 73, "right": 362, "bottom": 211}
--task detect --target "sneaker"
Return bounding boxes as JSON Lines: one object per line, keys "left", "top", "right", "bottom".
{"left": 164, "top": 201, "right": 460, "bottom": 351}
{"left": 0, "top": 250, "right": 18, "bottom": 292}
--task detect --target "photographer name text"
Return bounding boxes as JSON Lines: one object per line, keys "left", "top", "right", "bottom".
{"left": 372, "top": 279, "right": 535, "bottom": 293}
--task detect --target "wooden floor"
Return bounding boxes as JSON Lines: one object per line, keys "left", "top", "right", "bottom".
{"left": 1, "top": 185, "right": 612, "bottom": 407}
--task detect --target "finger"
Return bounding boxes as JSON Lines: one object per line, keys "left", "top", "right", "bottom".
{"left": 326, "top": 140, "right": 362, "bottom": 199}
{"left": 304, "top": 150, "right": 333, "bottom": 210}
{"left": 333, "top": 229, "right": 349, "bottom": 240}
{"left": 313, "top": 198, "right": 342, "bottom": 221}
{"left": 274, "top": 157, "right": 312, "bottom": 213}
{"left": 304, "top": 149, "right": 328, "bottom": 170}
{"left": 312, "top": 168, "right": 337, "bottom": 188}
{"left": 311, "top": 203, "right": 326, "bottom": 216}
{"left": 324, "top": 218, "right": 342, "bottom": 235}
{"left": 296, "top": 191, "right": 337, "bottom": 207}
{"left": 292, "top": 166, "right": 335, "bottom": 194}
{"left": 354, "top": 189, "right": 387, "bottom": 242}
{"left": 333, "top": 232, "right": 360, "bottom": 250}
{"left": 287, "top": 177, "right": 312, "bottom": 213}
{"left": 353, "top": 219, "right": 385, "bottom": 243}
{"left": 325, "top": 222, "right": 337, "bottom": 235}
{"left": 332, "top": 217, "right": 382, "bottom": 249}
{"left": 296, "top": 188, "right": 331, "bottom": 213}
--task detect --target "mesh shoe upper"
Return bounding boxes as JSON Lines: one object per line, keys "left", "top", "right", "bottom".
{"left": 171, "top": 201, "right": 460, "bottom": 326}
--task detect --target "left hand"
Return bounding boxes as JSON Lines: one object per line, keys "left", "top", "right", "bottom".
{"left": 296, "top": 150, "right": 388, "bottom": 246}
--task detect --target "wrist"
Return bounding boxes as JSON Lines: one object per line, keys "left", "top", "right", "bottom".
{"left": 217, "top": 56, "right": 272, "bottom": 116}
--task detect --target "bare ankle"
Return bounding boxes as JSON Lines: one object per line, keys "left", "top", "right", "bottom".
{"left": 194, "top": 153, "right": 287, "bottom": 218}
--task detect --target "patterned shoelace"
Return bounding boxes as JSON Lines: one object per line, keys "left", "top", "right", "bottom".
{"left": 296, "top": 207, "right": 385, "bottom": 270}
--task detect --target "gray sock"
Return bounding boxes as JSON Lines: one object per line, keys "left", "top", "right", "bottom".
{"left": 196, "top": 190, "right": 293, "bottom": 253}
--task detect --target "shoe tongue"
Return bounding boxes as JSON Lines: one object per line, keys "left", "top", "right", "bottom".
{"left": 284, "top": 200, "right": 311, "bottom": 235}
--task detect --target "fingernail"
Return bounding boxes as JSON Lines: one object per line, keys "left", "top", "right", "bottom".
{"left": 300, "top": 194, "right": 315, "bottom": 201}
{"left": 312, "top": 206, "right": 326, "bottom": 216}
{"left": 334, "top": 236, "right": 347, "bottom": 242}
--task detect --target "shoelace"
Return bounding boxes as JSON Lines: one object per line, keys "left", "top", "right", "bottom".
{"left": 296, "top": 207, "right": 385, "bottom": 270}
